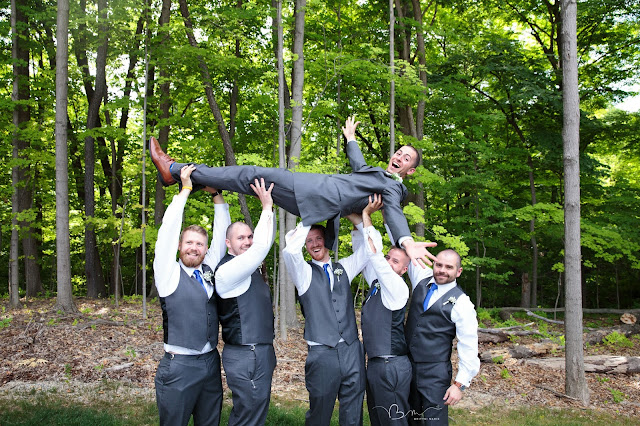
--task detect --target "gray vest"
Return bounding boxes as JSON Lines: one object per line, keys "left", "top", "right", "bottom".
{"left": 216, "top": 254, "right": 274, "bottom": 345}
{"left": 298, "top": 262, "right": 358, "bottom": 347}
{"left": 361, "top": 280, "right": 408, "bottom": 358}
{"left": 404, "top": 280, "right": 465, "bottom": 362}
{"left": 160, "top": 264, "right": 218, "bottom": 351}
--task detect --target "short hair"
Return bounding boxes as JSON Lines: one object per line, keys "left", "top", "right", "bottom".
{"left": 439, "top": 248, "right": 462, "bottom": 269}
{"left": 403, "top": 145, "right": 421, "bottom": 169}
{"left": 180, "top": 225, "right": 208, "bottom": 243}
{"left": 309, "top": 224, "right": 326, "bottom": 237}
{"left": 387, "top": 246, "right": 410, "bottom": 267}
{"left": 226, "top": 221, "right": 250, "bottom": 240}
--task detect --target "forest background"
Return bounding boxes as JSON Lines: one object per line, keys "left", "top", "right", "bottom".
{"left": 3, "top": 0, "right": 640, "bottom": 321}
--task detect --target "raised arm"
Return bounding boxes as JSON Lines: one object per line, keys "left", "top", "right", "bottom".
{"left": 203, "top": 187, "right": 231, "bottom": 269}
{"left": 343, "top": 116, "right": 368, "bottom": 171}
{"left": 215, "top": 179, "right": 275, "bottom": 298}
{"left": 283, "top": 223, "right": 313, "bottom": 296}
{"left": 154, "top": 165, "right": 197, "bottom": 297}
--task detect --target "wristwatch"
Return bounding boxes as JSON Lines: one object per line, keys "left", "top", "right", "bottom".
{"left": 211, "top": 190, "right": 223, "bottom": 198}
{"left": 454, "top": 381, "right": 467, "bottom": 391}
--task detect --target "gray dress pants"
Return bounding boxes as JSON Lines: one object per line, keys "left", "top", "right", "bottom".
{"left": 155, "top": 350, "right": 223, "bottom": 426}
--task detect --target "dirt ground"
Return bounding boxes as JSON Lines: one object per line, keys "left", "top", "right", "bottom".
{"left": 1, "top": 298, "right": 639, "bottom": 419}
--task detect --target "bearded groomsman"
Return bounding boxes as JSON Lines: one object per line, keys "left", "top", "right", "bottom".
{"left": 154, "top": 164, "right": 230, "bottom": 426}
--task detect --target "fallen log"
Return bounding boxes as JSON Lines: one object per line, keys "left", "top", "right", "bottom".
{"left": 526, "top": 310, "right": 564, "bottom": 325}
{"left": 496, "top": 307, "right": 640, "bottom": 315}
{"left": 523, "top": 356, "right": 640, "bottom": 374}
{"left": 584, "top": 323, "right": 640, "bottom": 345}
{"left": 478, "top": 332, "right": 508, "bottom": 344}
{"left": 480, "top": 341, "right": 561, "bottom": 362}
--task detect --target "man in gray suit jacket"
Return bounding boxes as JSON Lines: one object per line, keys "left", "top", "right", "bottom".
{"left": 149, "top": 117, "right": 436, "bottom": 266}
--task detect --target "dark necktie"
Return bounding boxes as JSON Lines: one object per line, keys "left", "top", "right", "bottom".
{"left": 423, "top": 283, "right": 438, "bottom": 312}
{"left": 193, "top": 270, "right": 207, "bottom": 293}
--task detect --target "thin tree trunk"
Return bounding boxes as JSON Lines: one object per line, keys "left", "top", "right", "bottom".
{"left": 55, "top": 0, "right": 77, "bottom": 313}
{"left": 12, "top": 0, "right": 42, "bottom": 299}
{"left": 561, "top": 0, "right": 589, "bottom": 404}
{"left": 150, "top": 0, "right": 171, "bottom": 303}
{"left": 281, "top": 0, "right": 306, "bottom": 329}
{"left": 83, "top": 0, "right": 108, "bottom": 298}
{"left": 528, "top": 155, "right": 539, "bottom": 307}
{"left": 178, "top": 0, "right": 252, "bottom": 225}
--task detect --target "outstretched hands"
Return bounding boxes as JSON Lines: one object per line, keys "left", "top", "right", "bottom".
{"left": 250, "top": 178, "right": 274, "bottom": 211}
{"left": 403, "top": 239, "right": 437, "bottom": 268}
{"left": 342, "top": 116, "right": 360, "bottom": 141}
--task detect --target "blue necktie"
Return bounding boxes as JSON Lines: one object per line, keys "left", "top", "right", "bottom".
{"left": 193, "top": 270, "right": 207, "bottom": 293}
{"left": 323, "top": 264, "right": 331, "bottom": 283}
{"left": 423, "top": 283, "right": 438, "bottom": 312}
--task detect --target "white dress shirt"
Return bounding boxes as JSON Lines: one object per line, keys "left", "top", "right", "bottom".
{"left": 408, "top": 263, "right": 480, "bottom": 387}
{"left": 153, "top": 192, "right": 230, "bottom": 355}
{"left": 215, "top": 210, "right": 275, "bottom": 299}
{"left": 350, "top": 224, "right": 409, "bottom": 311}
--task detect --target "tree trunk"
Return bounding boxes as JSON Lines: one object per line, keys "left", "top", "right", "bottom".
{"left": 151, "top": 0, "right": 172, "bottom": 301}
{"left": 55, "top": 0, "right": 77, "bottom": 314}
{"left": 178, "top": 0, "right": 252, "bottom": 226}
{"left": 528, "top": 155, "right": 539, "bottom": 307}
{"left": 561, "top": 0, "right": 589, "bottom": 404}
{"left": 520, "top": 272, "right": 531, "bottom": 308}
{"left": 281, "top": 0, "right": 306, "bottom": 329}
{"left": 82, "top": 0, "right": 108, "bottom": 298}
{"left": 12, "top": 0, "right": 43, "bottom": 299}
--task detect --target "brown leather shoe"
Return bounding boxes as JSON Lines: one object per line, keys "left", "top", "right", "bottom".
{"left": 149, "top": 136, "right": 176, "bottom": 186}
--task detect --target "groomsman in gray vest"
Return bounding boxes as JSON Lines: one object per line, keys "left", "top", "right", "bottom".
{"left": 148, "top": 117, "right": 437, "bottom": 267}
{"left": 214, "top": 178, "right": 277, "bottom": 426}
{"left": 154, "top": 164, "right": 230, "bottom": 426}
{"left": 349, "top": 195, "right": 412, "bottom": 426}
{"left": 283, "top": 218, "right": 374, "bottom": 426}
{"left": 404, "top": 249, "right": 479, "bottom": 425}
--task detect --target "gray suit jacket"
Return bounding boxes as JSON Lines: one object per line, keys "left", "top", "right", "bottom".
{"left": 293, "top": 141, "right": 410, "bottom": 249}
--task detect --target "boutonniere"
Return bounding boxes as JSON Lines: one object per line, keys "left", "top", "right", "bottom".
{"left": 390, "top": 173, "right": 402, "bottom": 182}
{"left": 443, "top": 296, "right": 457, "bottom": 306}
{"left": 202, "top": 270, "right": 213, "bottom": 283}
{"left": 334, "top": 268, "right": 344, "bottom": 282}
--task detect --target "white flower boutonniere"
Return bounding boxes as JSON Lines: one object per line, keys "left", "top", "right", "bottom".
{"left": 334, "top": 268, "right": 344, "bottom": 282}
{"left": 390, "top": 173, "right": 402, "bottom": 182}
{"left": 202, "top": 270, "right": 214, "bottom": 283}
{"left": 443, "top": 296, "right": 457, "bottom": 306}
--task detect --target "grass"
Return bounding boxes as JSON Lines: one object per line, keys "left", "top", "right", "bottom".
{"left": 0, "top": 396, "right": 638, "bottom": 425}
{"left": 449, "top": 406, "right": 638, "bottom": 425}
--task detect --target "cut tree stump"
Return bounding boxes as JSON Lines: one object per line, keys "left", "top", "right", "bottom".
{"left": 523, "top": 356, "right": 640, "bottom": 374}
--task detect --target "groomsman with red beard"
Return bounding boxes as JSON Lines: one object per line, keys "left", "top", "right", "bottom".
{"left": 153, "top": 164, "right": 230, "bottom": 426}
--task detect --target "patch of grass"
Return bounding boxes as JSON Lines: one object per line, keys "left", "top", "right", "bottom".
{"left": 449, "top": 405, "right": 638, "bottom": 425}
{"left": 1, "top": 396, "right": 636, "bottom": 426}
{"left": 0, "top": 396, "right": 157, "bottom": 426}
